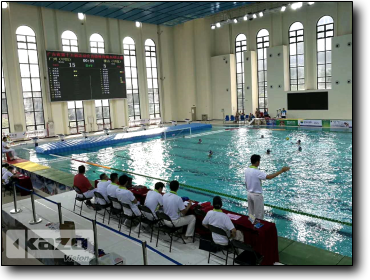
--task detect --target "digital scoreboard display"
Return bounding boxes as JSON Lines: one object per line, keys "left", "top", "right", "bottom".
{"left": 46, "top": 51, "right": 126, "bottom": 102}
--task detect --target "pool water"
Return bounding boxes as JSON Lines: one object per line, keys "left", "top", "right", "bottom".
{"left": 18, "top": 126, "right": 352, "bottom": 257}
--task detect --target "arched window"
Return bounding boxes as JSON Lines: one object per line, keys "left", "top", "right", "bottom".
{"left": 256, "top": 29, "right": 269, "bottom": 113}
{"left": 2, "top": 66, "right": 10, "bottom": 135}
{"left": 235, "top": 34, "right": 247, "bottom": 114}
{"left": 317, "top": 16, "right": 334, "bottom": 89}
{"left": 289, "top": 22, "right": 305, "bottom": 91}
{"left": 89, "top": 34, "right": 111, "bottom": 130}
{"left": 123, "top": 37, "right": 141, "bottom": 121}
{"left": 90, "top": 33, "right": 104, "bottom": 54}
{"left": 16, "top": 26, "right": 45, "bottom": 132}
{"left": 145, "top": 39, "right": 160, "bottom": 119}
{"left": 61, "top": 30, "right": 78, "bottom": 52}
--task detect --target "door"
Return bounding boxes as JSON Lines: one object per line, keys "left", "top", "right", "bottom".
{"left": 191, "top": 107, "right": 196, "bottom": 121}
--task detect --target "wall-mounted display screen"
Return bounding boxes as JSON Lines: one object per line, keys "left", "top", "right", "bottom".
{"left": 287, "top": 91, "right": 328, "bottom": 110}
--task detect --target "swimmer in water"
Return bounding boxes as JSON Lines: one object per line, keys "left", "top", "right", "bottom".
{"left": 298, "top": 146, "right": 302, "bottom": 152}
{"left": 198, "top": 139, "right": 202, "bottom": 144}
{"left": 266, "top": 149, "right": 271, "bottom": 155}
{"left": 297, "top": 139, "right": 301, "bottom": 145}
{"left": 261, "top": 135, "right": 264, "bottom": 138}
{"left": 208, "top": 150, "right": 213, "bottom": 157}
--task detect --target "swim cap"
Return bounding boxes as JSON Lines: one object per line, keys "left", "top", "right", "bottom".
{"left": 286, "top": 137, "right": 289, "bottom": 140}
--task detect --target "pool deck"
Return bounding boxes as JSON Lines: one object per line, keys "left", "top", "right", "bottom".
{"left": 5, "top": 157, "right": 352, "bottom": 266}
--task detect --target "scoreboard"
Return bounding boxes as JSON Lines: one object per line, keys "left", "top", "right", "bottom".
{"left": 46, "top": 51, "right": 126, "bottom": 102}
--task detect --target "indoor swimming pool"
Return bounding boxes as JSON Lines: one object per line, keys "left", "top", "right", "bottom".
{"left": 17, "top": 126, "right": 353, "bottom": 257}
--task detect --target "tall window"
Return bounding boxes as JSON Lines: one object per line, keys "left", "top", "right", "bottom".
{"left": 256, "top": 29, "right": 269, "bottom": 112}
{"left": 16, "top": 26, "right": 45, "bottom": 132}
{"left": 235, "top": 34, "right": 247, "bottom": 114}
{"left": 95, "top": 100, "right": 111, "bottom": 130}
{"left": 2, "top": 67, "right": 10, "bottom": 135}
{"left": 145, "top": 39, "right": 160, "bottom": 119}
{"left": 62, "top": 30, "right": 85, "bottom": 133}
{"left": 90, "top": 33, "right": 104, "bottom": 54}
{"left": 289, "top": 22, "right": 305, "bottom": 91}
{"left": 61, "top": 30, "right": 78, "bottom": 52}
{"left": 68, "top": 101, "right": 85, "bottom": 134}
{"left": 90, "top": 34, "right": 111, "bottom": 130}
{"left": 317, "top": 16, "right": 334, "bottom": 89}
{"left": 123, "top": 37, "right": 141, "bottom": 121}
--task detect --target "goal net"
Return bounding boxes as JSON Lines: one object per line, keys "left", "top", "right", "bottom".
{"left": 161, "top": 127, "right": 192, "bottom": 140}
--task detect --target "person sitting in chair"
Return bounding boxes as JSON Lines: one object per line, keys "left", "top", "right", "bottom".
{"left": 2, "top": 137, "right": 17, "bottom": 160}
{"left": 116, "top": 175, "right": 141, "bottom": 217}
{"left": 202, "top": 196, "right": 244, "bottom": 246}
{"left": 1, "top": 166, "right": 20, "bottom": 187}
{"left": 144, "top": 182, "right": 164, "bottom": 220}
{"left": 73, "top": 165, "right": 96, "bottom": 206}
{"left": 2, "top": 163, "right": 9, "bottom": 176}
{"left": 163, "top": 180, "right": 196, "bottom": 242}
{"left": 95, "top": 173, "right": 111, "bottom": 205}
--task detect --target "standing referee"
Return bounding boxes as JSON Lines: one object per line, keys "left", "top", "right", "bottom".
{"left": 245, "top": 154, "right": 290, "bottom": 219}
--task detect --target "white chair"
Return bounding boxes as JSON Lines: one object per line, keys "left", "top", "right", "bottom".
{"left": 171, "top": 121, "right": 177, "bottom": 126}
{"left": 185, "top": 119, "right": 191, "bottom": 124}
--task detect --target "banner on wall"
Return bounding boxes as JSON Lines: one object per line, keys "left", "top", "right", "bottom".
{"left": 330, "top": 120, "right": 352, "bottom": 128}
{"left": 284, "top": 120, "right": 299, "bottom": 126}
{"left": 266, "top": 119, "right": 276, "bottom": 126}
{"left": 299, "top": 120, "right": 323, "bottom": 127}
{"left": 8, "top": 132, "right": 27, "bottom": 140}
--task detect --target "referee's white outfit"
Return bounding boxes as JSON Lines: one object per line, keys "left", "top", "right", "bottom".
{"left": 245, "top": 165, "right": 267, "bottom": 220}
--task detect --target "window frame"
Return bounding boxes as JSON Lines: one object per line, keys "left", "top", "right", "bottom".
{"left": 289, "top": 22, "right": 305, "bottom": 91}
{"left": 145, "top": 39, "right": 161, "bottom": 119}
{"left": 123, "top": 37, "right": 141, "bottom": 121}
{"left": 68, "top": 101, "right": 85, "bottom": 134}
{"left": 95, "top": 100, "right": 111, "bottom": 130}
{"left": 90, "top": 33, "right": 105, "bottom": 54}
{"left": 235, "top": 34, "right": 247, "bottom": 114}
{"left": 16, "top": 25, "right": 45, "bottom": 132}
{"left": 2, "top": 66, "right": 10, "bottom": 135}
{"left": 256, "top": 29, "right": 269, "bottom": 113}
{"left": 316, "top": 16, "right": 334, "bottom": 90}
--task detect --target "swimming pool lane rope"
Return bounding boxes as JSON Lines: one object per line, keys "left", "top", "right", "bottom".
{"left": 48, "top": 153, "right": 352, "bottom": 227}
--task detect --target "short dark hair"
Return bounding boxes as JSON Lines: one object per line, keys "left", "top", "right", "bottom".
{"left": 251, "top": 154, "right": 261, "bottom": 164}
{"left": 213, "top": 196, "right": 223, "bottom": 210}
{"left": 78, "top": 165, "right": 85, "bottom": 174}
{"left": 100, "top": 173, "right": 106, "bottom": 180}
{"left": 119, "top": 175, "right": 129, "bottom": 186}
{"left": 169, "top": 180, "right": 179, "bottom": 192}
{"left": 2, "top": 163, "right": 9, "bottom": 168}
{"left": 8, "top": 166, "right": 14, "bottom": 171}
{"left": 155, "top": 182, "right": 165, "bottom": 190}
{"left": 3, "top": 136, "right": 7, "bottom": 141}
{"left": 110, "top": 173, "right": 118, "bottom": 182}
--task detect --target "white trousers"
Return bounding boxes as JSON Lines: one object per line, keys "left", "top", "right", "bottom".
{"left": 215, "top": 230, "right": 244, "bottom": 246}
{"left": 248, "top": 192, "right": 264, "bottom": 220}
{"left": 164, "top": 215, "right": 196, "bottom": 237}
{"left": 77, "top": 189, "right": 96, "bottom": 199}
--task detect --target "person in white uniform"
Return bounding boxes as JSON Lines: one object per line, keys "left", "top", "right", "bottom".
{"left": 245, "top": 154, "right": 290, "bottom": 219}
{"left": 106, "top": 173, "right": 120, "bottom": 200}
{"left": 2, "top": 163, "right": 9, "bottom": 176}
{"left": 2, "top": 166, "right": 20, "bottom": 186}
{"left": 162, "top": 180, "right": 196, "bottom": 241}
{"left": 202, "top": 196, "right": 244, "bottom": 245}
{"left": 2, "top": 137, "right": 16, "bottom": 160}
{"left": 116, "top": 175, "right": 141, "bottom": 217}
{"left": 144, "top": 182, "right": 164, "bottom": 219}
{"left": 95, "top": 173, "right": 111, "bottom": 205}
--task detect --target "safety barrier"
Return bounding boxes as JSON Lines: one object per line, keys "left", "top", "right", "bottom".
{"left": 5, "top": 182, "right": 182, "bottom": 265}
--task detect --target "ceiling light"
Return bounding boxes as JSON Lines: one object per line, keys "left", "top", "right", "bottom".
{"left": 135, "top": 21, "right": 141, "bottom": 27}
{"left": 291, "top": 2, "right": 303, "bottom": 10}
{"left": 234, "top": 19, "right": 238, "bottom": 23}
{"left": 259, "top": 11, "right": 263, "bottom": 17}
{"left": 243, "top": 15, "right": 248, "bottom": 21}
{"left": 78, "top": 13, "right": 85, "bottom": 20}
{"left": 216, "top": 22, "right": 221, "bottom": 28}
{"left": 308, "top": 2, "right": 315, "bottom": 5}
{"left": 281, "top": 6, "right": 286, "bottom": 12}
{"left": 2, "top": 2, "right": 8, "bottom": 9}
{"left": 253, "top": 14, "right": 257, "bottom": 19}
{"left": 211, "top": 25, "right": 216, "bottom": 30}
